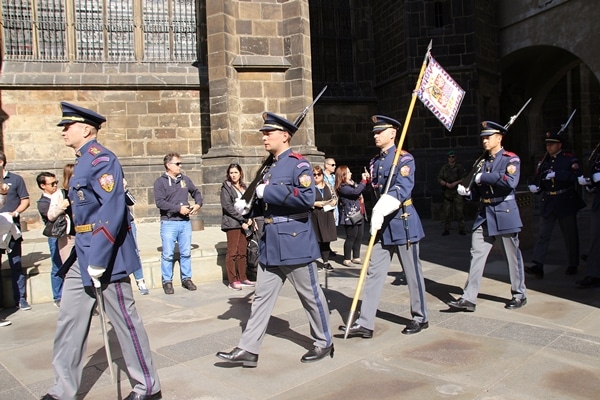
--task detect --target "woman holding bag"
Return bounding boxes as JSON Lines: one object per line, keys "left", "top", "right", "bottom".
{"left": 48, "top": 164, "right": 76, "bottom": 271}
{"left": 335, "top": 165, "right": 370, "bottom": 266}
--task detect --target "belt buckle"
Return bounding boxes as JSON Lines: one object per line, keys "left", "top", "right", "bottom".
{"left": 264, "top": 217, "right": 273, "bottom": 224}
{"left": 482, "top": 198, "right": 491, "bottom": 204}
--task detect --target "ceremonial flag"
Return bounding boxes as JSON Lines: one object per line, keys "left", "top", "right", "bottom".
{"left": 417, "top": 56, "right": 465, "bottom": 131}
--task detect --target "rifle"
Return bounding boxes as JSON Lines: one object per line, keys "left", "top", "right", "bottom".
{"left": 462, "top": 98, "right": 532, "bottom": 190}
{"left": 534, "top": 108, "right": 577, "bottom": 186}
{"left": 240, "top": 86, "right": 328, "bottom": 213}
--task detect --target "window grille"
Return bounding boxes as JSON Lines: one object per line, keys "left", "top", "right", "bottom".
{"left": 0, "top": 0, "right": 198, "bottom": 62}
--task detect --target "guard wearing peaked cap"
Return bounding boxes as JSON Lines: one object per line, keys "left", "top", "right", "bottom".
{"left": 526, "top": 122, "right": 585, "bottom": 279}
{"left": 217, "top": 109, "right": 333, "bottom": 366}
{"left": 448, "top": 118, "right": 527, "bottom": 313}
{"left": 259, "top": 112, "right": 298, "bottom": 135}
{"left": 371, "top": 115, "right": 401, "bottom": 132}
{"left": 57, "top": 102, "right": 106, "bottom": 129}
{"left": 340, "top": 114, "right": 429, "bottom": 338}
{"left": 44, "top": 103, "right": 161, "bottom": 400}
{"left": 480, "top": 120, "right": 507, "bottom": 136}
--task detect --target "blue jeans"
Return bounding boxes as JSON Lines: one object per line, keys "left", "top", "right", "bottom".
{"left": 48, "top": 237, "right": 63, "bottom": 301}
{"left": 3, "top": 239, "right": 26, "bottom": 304}
{"left": 130, "top": 221, "right": 144, "bottom": 281}
{"left": 160, "top": 220, "right": 192, "bottom": 283}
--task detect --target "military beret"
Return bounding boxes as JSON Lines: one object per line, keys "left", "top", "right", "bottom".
{"left": 447, "top": 150, "right": 456, "bottom": 156}
{"left": 57, "top": 102, "right": 106, "bottom": 129}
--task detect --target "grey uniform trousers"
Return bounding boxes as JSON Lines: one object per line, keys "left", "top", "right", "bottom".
{"left": 47, "top": 262, "right": 160, "bottom": 400}
{"left": 462, "top": 225, "right": 527, "bottom": 303}
{"left": 532, "top": 212, "right": 580, "bottom": 268}
{"left": 238, "top": 262, "right": 332, "bottom": 354}
{"left": 355, "top": 241, "right": 428, "bottom": 330}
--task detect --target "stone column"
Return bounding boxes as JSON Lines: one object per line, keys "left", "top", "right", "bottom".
{"left": 202, "top": 0, "right": 322, "bottom": 224}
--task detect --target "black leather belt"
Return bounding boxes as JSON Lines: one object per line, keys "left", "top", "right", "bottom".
{"left": 481, "top": 195, "right": 515, "bottom": 204}
{"left": 546, "top": 188, "right": 570, "bottom": 195}
{"left": 264, "top": 212, "right": 309, "bottom": 224}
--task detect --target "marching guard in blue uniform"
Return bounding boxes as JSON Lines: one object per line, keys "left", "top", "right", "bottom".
{"left": 340, "top": 115, "right": 429, "bottom": 338}
{"left": 216, "top": 112, "right": 333, "bottom": 367}
{"left": 577, "top": 152, "right": 600, "bottom": 287}
{"left": 448, "top": 121, "right": 527, "bottom": 312}
{"left": 42, "top": 103, "right": 161, "bottom": 400}
{"left": 526, "top": 129, "right": 585, "bottom": 278}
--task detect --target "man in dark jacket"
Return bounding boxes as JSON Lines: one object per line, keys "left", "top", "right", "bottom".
{"left": 153, "top": 153, "right": 203, "bottom": 294}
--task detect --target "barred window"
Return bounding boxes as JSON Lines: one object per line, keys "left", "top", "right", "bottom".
{"left": 0, "top": 0, "right": 198, "bottom": 62}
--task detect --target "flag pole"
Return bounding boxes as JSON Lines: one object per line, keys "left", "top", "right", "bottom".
{"left": 344, "top": 40, "right": 432, "bottom": 339}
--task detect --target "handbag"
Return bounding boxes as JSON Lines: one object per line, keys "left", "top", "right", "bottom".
{"left": 43, "top": 214, "right": 67, "bottom": 238}
{"left": 348, "top": 212, "right": 362, "bottom": 225}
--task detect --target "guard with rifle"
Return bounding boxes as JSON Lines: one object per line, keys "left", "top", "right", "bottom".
{"left": 448, "top": 115, "right": 527, "bottom": 312}
{"left": 216, "top": 110, "right": 333, "bottom": 367}
{"left": 339, "top": 115, "right": 429, "bottom": 338}
{"left": 42, "top": 102, "right": 161, "bottom": 400}
{"left": 576, "top": 134, "right": 600, "bottom": 288}
{"left": 526, "top": 110, "right": 584, "bottom": 278}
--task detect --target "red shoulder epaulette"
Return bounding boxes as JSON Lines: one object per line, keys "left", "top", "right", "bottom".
{"left": 503, "top": 151, "right": 517, "bottom": 157}
{"left": 289, "top": 151, "right": 304, "bottom": 160}
{"left": 399, "top": 149, "right": 408, "bottom": 156}
{"left": 563, "top": 151, "right": 575, "bottom": 157}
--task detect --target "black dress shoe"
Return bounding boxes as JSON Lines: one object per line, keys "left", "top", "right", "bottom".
{"left": 323, "top": 263, "right": 334, "bottom": 271}
{"left": 525, "top": 264, "right": 544, "bottom": 278}
{"left": 447, "top": 297, "right": 476, "bottom": 312}
{"left": 40, "top": 394, "right": 59, "bottom": 400}
{"left": 504, "top": 297, "right": 527, "bottom": 309}
{"left": 216, "top": 347, "right": 258, "bottom": 367}
{"left": 576, "top": 276, "right": 600, "bottom": 288}
{"left": 123, "top": 390, "right": 162, "bottom": 400}
{"left": 338, "top": 323, "right": 373, "bottom": 338}
{"left": 565, "top": 266, "right": 578, "bottom": 275}
{"left": 402, "top": 320, "right": 429, "bottom": 335}
{"left": 300, "top": 344, "right": 334, "bottom": 363}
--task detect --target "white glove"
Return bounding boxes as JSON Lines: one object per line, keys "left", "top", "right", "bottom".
{"left": 528, "top": 185, "right": 540, "bottom": 193}
{"left": 593, "top": 172, "right": 600, "bottom": 183}
{"left": 87, "top": 265, "right": 106, "bottom": 288}
{"left": 475, "top": 173, "right": 482, "bottom": 184}
{"left": 544, "top": 171, "right": 555, "bottom": 180}
{"left": 234, "top": 198, "right": 249, "bottom": 215}
{"left": 457, "top": 184, "right": 470, "bottom": 197}
{"left": 256, "top": 184, "right": 266, "bottom": 199}
{"left": 370, "top": 211, "right": 384, "bottom": 236}
{"left": 578, "top": 176, "right": 591, "bottom": 186}
{"left": 373, "top": 194, "right": 401, "bottom": 216}
{"left": 369, "top": 194, "right": 401, "bottom": 236}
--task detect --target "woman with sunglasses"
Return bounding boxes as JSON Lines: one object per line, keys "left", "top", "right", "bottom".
{"left": 310, "top": 165, "right": 337, "bottom": 270}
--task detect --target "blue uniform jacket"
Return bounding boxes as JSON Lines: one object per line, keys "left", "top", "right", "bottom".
{"left": 259, "top": 148, "right": 321, "bottom": 266}
{"left": 470, "top": 148, "right": 522, "bottom": 236}
{"left": 369, "top": 145, "right": 425, "bottom": 245}
{"left": 69, "top": 139, "right": 141, "bottom": 286}
{"left": 535, "top": 150, "right": 585, "bottom": 217}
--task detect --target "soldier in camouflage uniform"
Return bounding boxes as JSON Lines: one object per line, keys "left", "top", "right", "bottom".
{"left": 438, "top": 150, "right": 466, "bottom": 235}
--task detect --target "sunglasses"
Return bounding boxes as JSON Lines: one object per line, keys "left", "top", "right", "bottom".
{"left": 46, "top": 180, "right": 59, "bottom": 187}
{"left": 328, "top": 163, "right": 336, "bottom": 167}
{"left": 313, "top": 173, "right": 323, "bottom": 177}
{"left": 169, "top": 162, "right": 182, "bottom": 166}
